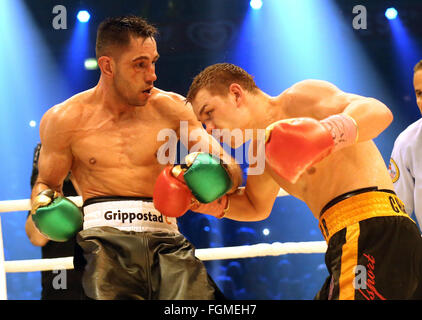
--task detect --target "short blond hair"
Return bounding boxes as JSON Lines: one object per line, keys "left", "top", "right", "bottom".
{"left": 186, "top": 63, "right": 259, "bottom": 103}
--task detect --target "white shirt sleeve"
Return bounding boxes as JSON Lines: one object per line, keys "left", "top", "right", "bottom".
{"left": 389, "top": 119, "right": 422, "bottom": 226}
{"left": 389, "top": 140, "right": 415, "bottom": 214}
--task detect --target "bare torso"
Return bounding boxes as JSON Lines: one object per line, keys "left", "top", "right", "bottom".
{"left": 268, "top": 141, "right": 393, "bottom": 218}
{"left": 262, "top": 92, "right": 394, "bottom": 219}
{"left": 60, "top": 88, "right": 182, "bottom": 200}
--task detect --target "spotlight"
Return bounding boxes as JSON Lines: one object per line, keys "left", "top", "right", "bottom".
{"left": 262, "top": 228, "right": 270, "bottom": 236}
{"left": 385, "top": 7, "right": 398, "bottom": 20}
{"left": 77, "top": 10, "right": 90, "bottom": 23}
{"left": 250, "top": 0, "right": 263, "bottom": 10}
{"left": 84, "top": 58, "right": 98, "bottom": 70}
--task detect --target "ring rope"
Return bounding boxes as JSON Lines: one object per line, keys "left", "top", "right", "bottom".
{"left": 4, "top": 241, "right": 327, "bottom": 273}
{"left": 0, "top": 196, "right": 83, "bottom": 213}
{"left": 0, "top": 189, "right": 288, "bottom": 213}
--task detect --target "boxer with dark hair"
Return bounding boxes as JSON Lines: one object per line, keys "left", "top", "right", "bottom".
{"left": 30, "top": 17, "right": 242, "bottom": 300}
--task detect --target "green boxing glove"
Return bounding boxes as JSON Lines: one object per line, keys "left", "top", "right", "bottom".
{"left": 31, "top": 189, "right": 83, "bottom": 242}
{"left": 174, "top": 152, "right": 233, "bottom": 203}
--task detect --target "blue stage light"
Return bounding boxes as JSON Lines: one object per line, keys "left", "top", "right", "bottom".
{"left": 77, "top": 10, "right": 90, "bottom": 23}
{"left": 250, "top": 0, "right": 263, "bottom": 10}
{"left": 385, "top": 7, "right": 398, "bottom": 20}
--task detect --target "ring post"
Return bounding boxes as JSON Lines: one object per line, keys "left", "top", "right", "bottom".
{"left": 0, "top": 217, "right": 8, "bottom": 300}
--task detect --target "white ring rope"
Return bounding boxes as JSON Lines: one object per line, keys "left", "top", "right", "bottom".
{"left": 3, "top": 241, "right": 327, "bottom": 273}
{"left": 0, "top": 196, "right": 83, "bottom": 213}
{"left": 0, "top": 188, "right": 327, "bottom": 275}
{"left": 0, "top": 189, "right": 288, "bottom": 213}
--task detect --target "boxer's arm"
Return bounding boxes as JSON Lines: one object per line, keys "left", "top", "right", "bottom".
{"left": 223, "top": 168, "right": 280, "bottom": 221}
{"left": 178, "top": 99, "right": 275, "bottom": 220}
{"left": 284, "top": 79, "right": 393, "bottom": 142}
{"left": 26, "top": 106, "right": 74, "bottom": 246}
{"left": 32, "top": 106, "right": 73, "bottom": 200}
{"left": 153, "top": 93, "right": 242, "bottom": 218}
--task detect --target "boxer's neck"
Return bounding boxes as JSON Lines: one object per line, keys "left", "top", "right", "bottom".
{"left": 94, "top": 77, "right": 138, "bottom": 120}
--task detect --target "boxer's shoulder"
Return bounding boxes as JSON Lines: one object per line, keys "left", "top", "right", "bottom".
{"left": 287, "top": 79, "right": 339, "bottom": 95}
{"left": 148, "top": 87, "right": 195, "bottom": 120}
{"left": 149, "top": 87, "right": 185, "bottom": 107}
{"left": 40, "top": 91, "right": 89, "bottom": 135}
{"left": 279, "top": 80, "right": 346, "bottom": 120}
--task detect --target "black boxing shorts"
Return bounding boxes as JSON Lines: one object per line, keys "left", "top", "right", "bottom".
{"left": 74, "top": 196, "right": 225, "bottom": 300}
{"left": 315, "top": 187, "right": 422, "bottom": 300}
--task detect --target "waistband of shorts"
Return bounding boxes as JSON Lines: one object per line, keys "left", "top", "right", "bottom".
{"left": 318, "top": 188, "right": 412, "bottom": 243}
{"left": 82, "top": 196, "right": 179, "bottom": 234}
{"left": 83, "top": 196, "right": 153, "bottom": 207}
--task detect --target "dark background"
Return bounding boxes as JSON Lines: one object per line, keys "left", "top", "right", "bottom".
{"left": 0, "top": 0, "right": 421, "bottom": 299}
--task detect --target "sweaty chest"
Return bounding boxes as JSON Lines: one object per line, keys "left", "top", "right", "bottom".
{"left": 72, "top": 122, "right": 172, "bottom": 168}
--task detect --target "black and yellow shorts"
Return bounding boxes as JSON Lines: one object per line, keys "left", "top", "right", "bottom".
{"left": 316, "top": 187, "right": 422, "bottom": 300}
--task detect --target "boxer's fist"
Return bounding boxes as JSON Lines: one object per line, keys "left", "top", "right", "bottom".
{"left": 265, "top": 115, "right": 358, "bottom": 184}
{"left": 265, "top": 118, "right": 334, "bottom": 184}
{"left": 153, "top": 152, "right": 233, "bottom": 218}
{"left": 182, "top": 152, "right": 232, "bottom": 203}
{"left": 31, "top": 189, "right": 83, "bottom": 242}
{"left": 153, "top": 166, "right": 193, "bottom": 218}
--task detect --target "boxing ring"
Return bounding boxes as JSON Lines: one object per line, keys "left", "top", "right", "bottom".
{"left": 0, "top": 190, "right": 327, "bottom": 300}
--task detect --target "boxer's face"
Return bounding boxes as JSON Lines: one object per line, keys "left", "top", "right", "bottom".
{"left": 113, "top": 36, "right": 158, "bottom": 106}
{"left": 414, "top": 70, "right": 422, "bottom": 115}
{"left": 191, "top": 87, "right": 252, "bottom": 148}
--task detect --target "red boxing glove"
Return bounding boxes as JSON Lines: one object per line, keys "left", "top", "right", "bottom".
{"left": 153, "top": 165, "right": 231, "bottom": 219}
{"left": 153, "top": 166, "right": 192, "bottom": 218}
{"left": 265, "top": 115, "right": 358, "bottom": 184}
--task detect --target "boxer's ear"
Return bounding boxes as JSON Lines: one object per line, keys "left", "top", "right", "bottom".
{"left": 98, "top": 56, "right": 113, "bottom": 77}
{"left": 229, "top": 83, "right": 243, "bottom": 107}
